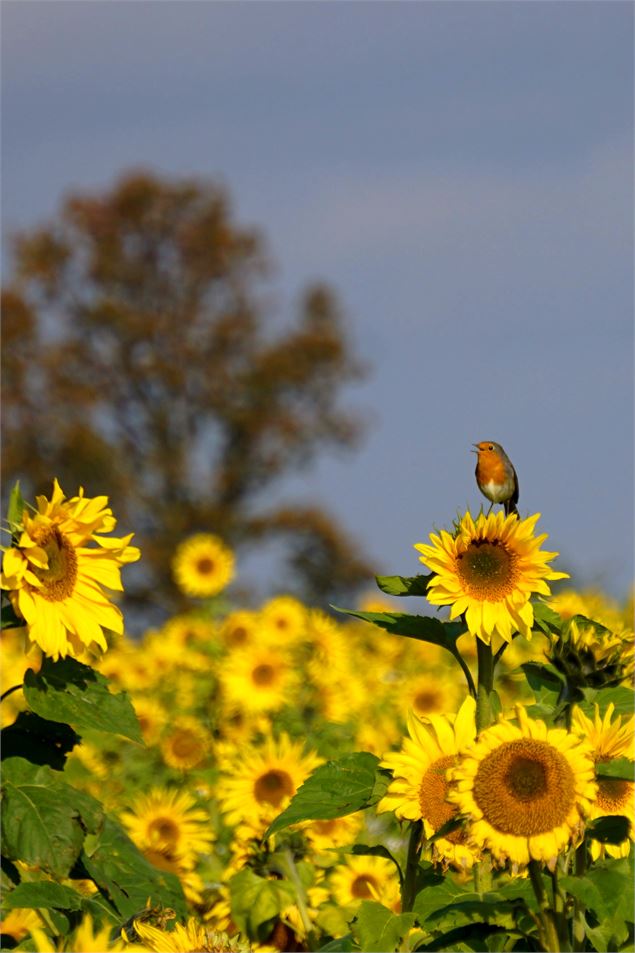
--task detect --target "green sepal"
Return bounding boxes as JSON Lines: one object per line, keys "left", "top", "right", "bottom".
{"left": 375, "top": 574, "right": 433, "bottom": 597}
{"left": 7, "top": 481, "right": 25, "bottom": 534}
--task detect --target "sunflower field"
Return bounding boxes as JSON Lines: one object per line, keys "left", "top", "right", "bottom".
{"left": 1, "top": 479, "right": 633, "bottom": 953}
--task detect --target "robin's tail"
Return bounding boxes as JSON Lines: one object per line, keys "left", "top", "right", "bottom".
{"left": 504, "top": 501, "right": 518, "bottom": 516}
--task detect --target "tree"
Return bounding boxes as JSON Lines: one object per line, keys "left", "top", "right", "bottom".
{"left": 2, "top": 171, "right": 373, "bottom": 620}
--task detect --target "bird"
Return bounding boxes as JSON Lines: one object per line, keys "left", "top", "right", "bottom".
{"left": 472, "top": 441, "right": 519, "bottom": 516}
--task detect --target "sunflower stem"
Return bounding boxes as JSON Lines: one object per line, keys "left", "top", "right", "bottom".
{"left": 279, "top": 848, "right": 317, "bottom": 950}
{"left": 0, "top": 683, "right": 22, "bottom": 703}
{"left": 528, "top": 860, "right": 560, "bottom": 953}
{"left": 572, "top": 842, "right": 588, "bottom": 951}
{"left": 549, "top": 863, "right": 572, "bottom": 952}
{"left": 401, "top": 819, "right": 423, "bottom": 913}
{"left": 476, "top": 639, "right": 495, "bottom": 732}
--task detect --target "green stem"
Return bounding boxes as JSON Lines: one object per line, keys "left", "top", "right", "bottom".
{"left": 476, "top": 638, "right": 495, "bottom": 732}
{"left": 549, "top": 865, "right": 571, "bottom": 952}
{"left": 279, "top": 849, "right": 316, "bottom": 950}
{"left": 528, "top": 860, "right": 560, "bottom": 953}
{"left": 401, "top": 819, "right": 423, "bottom": 913}
{"left": 454, "top": 648, "right": 477, "bottom": 699}
{"left": 0, "top": 684, "right": 22, "bottom": 703}
{"left": 572, "top": 842, "right": 587, "bottom": 951}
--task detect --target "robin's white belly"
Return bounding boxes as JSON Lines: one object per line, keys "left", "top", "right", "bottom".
{"left": 482, "top": 479, "right": 511, "bottom": 502}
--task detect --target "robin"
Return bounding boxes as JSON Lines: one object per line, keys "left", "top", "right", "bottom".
{"left": 472, "top": 441, "right": 519, "bottom": 516}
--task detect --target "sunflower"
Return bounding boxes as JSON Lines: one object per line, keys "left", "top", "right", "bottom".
{"left": 172, "top": 534, "right": 235, "bottom": 598}
{"left": 0, "top": 480, "right": 139, "bottom": 660}
{"left": 393, "top": 670, "right": 462, "bottom": 722}
{"left": 216, "top": 733, "right": 322, "bottom": 827}
{"left": 303, "top": 813, "right": 363, "bottom": 855}
{"left": 120, "top": 787, "right": 214, "bottom": 865}
{"left": 0, "top": 908, "right": 42, "bottom": 945}
{"left": 549, "top": 619, "right": 634, "bottom": 690}
{"left": 220, "top": 645, "right": 297, "bottom": 716}
{"left": 329, "top": 855, "right": 400, "bottom": 912}
{"left": 415, "top": 510, "right": 568, "bottom": 645}
{"left": 29, "top": 914, "right": 139, "bottom": 952}
{"left": 571, "top": 703, "right": 635, "bottom": 859}
{"left": 378, "top": 697, "right": 479, "bottom": 869}
{"left": 161, "top": 615, "right": 217, "bottom": 649}
{"left": 161, "top": 716, "right": 212, "bottom": 771}
{"left": 131, "top": 695, "right": 167, "bottom": 746}
{"left": 219, "top": 610, "right": 261, "bottom": 650}
{"left": 259, "top": 595, "right": 307, "bottom": 646}
{"left": 128, "top": 918, "right": 249, "bottom": 953}
{"left": 448, "top": 705, "right": 597, "bottom": 869}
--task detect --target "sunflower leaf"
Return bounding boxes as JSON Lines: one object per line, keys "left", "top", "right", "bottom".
{"left": 375, "top": 574, "right": 433, "bottom": 597}
{"left": 586, "top": 815, "right": 632, "bottom": 844}
{"left": 331, "top": 608, "right": 464, "bottom": 651}
{"left": 2, "top": 881, "right": 86, "bottom": 914}
{"left": 560, "top": 858, "right": 634, "bottom": 953}
{"left": 1, "top": 711, "right": 80, "bottom": 770}
{"left": 23, "top": 656, "right": 143, "bottom": 743}
{"left": 351, "top": 901, "right": 417, "bottom": 953}
{"left": 532, "top": 602, "right": 563, "bottom": 635}
{"left": 80, "top": 814, "right": 187, "bottom": 920}
{"left": 580, "top": 686, "right": 635, "bottom": 718}
{"left": 595, "top": 759, "right": 635, "bottom": 782}
{"left": 229, "top": 868, "right": 295, "bottom": 938}
{"left": 1, "top": 757, "right": 103, "bottom": 880}
{"left": 265, "top": 752, "right": 382, "bottom": 838}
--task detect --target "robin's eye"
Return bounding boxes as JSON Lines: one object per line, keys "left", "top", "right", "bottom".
{"left": 488, "top": 444, "right": 494, "bottom": 451}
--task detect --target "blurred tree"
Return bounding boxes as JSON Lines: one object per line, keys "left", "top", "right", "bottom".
{"left": 2, "top": 171, "right": 373, "bottom": 619}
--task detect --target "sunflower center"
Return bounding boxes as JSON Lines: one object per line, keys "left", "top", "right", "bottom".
{"left": 147, "top": 817, "right": 180, "bottom": 846}
{"left": 230, "top": 626, "right": 248, "bottom": 645}
{"left": 351, "top": 875, "right": 377, "bottom": 899}
{"left": 414, "top": 690, "right": 442, "bottom": 713}
{"left": 196, "top": 557, "right": 216, "bottom": 576}
{"left": 169, "top": 730, "right": 203, "bottom": 760}
{"left": 473, "top": 738, "right": 576, "bottom": 836}
{"left": 419, "top": 755, "right": 465, "bottom": 844}
{"left": 30, "top": 526, "right": 78, "bottom": 601}
{"left": 313, "top": 819, "right": 337, "bottom": 835}
{"left": 254, "top": 769, "right": 294, "bottom": 807}
{"left": 252, "top": 664, "right": 276, "bottom": 686}
{"left": 456, "top": 541, "right": 517, "bottom": 601}
{"left": 597, "top": 776, "right": 634, "bottom": 814}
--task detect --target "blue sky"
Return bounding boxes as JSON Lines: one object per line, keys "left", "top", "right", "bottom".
{"left": 2, "top": 1, "right": 633, "bottom": 600}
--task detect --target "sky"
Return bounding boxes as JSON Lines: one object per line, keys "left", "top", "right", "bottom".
{"left": 2, "top": 1, "right": 633, "bottom": 602}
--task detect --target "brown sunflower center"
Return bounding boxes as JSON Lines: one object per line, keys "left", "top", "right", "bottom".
{"left": 419, "top": 755, "right": 465, "bottom": 844}
{"left": 147, "top": 817, "right": 180, "bottom": 845}
{"left": 169, "top": 729, "right": 204, "bottom": 761}
{"left": 414, "top": 690, "right": 442, "bottom": 713}
{"left": 596, "top": 775, "right": 634, "bottom": 815}
{"left": 313, "top": 819, "right": 338, "bottom": 836}
{"left": 254, "top": 769, "right": 294, "bottom": 807}
{"left": 252, "top": 663, "right": 276, "bottom": 686}
{"left": 351, "top": 875, "right": 377, "bottom": 899}
{"left": 196, "top": 556, "right": 216, "bottom": 576}
{"left": 456, "top": 540, "right": 517, "bottom": 601}
{"left": 473, "top": 738, "right": 576, "bottom": 836}
{"left": 229, "top": 626, "right": 248, "bottom": 645}
{"left": 30, "top": 526, "right": 78, "bottom": 601}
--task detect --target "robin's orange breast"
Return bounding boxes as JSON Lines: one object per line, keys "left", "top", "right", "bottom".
{"left": 476, "top": 454, "right": 508, "bottom": 486}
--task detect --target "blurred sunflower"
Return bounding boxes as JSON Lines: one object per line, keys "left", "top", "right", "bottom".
{"left": 0, "top": 630, "right": 40, "bottom": 726}
{"left": 216, "top": 733, "right": 321, "bottom": 827}
{"left": 571, "top": 703, "right": 635, "bottom": 859}
{"left": 221, "top": 645, "right": 297, "bottom": 716}
{"left": 303, "top": 813, "right": 363, "bottom": 855}
{"left": 449, "top": 705, "right": 597, "bottom": 869}
{"left": 29, "top": 914, "right": 139, "bottom": 952}
{"left": 162, "top": 614, "right": 217, "bottom": 648}
{"left": 0, "top": 908, "right": 42, "bottom": 946}
{"left": 378, "top": 698, "right": 479, "bottom": 870}
{"left": 161, "top": 716, "right": 212, "bottom": 771}
{"left": 172, "top": 534, "right": 235, "bottom": 598}
{"left": 219, "top": 609, "right": 260, "bottom": 650}
{"left": 329, "top": 855, "right": 400, "bottom": 912}
{"left": 0, "top": 480, "right": 139, "bottom": 660}
{"left": 549, "top": 619, "right": 634, "bottom": 690}
{"left": 131, "top": 695, "right": 167, "bottom": 746}
{"left": 120, "top": 787, "right": 214, "bottom": 864}
{"left": 393, "top": 671, "right": 462, "bottom": 722}
{"left": 415, "top": 511, "right": 568, "bottom": 645}
{"left": 259, "top": 595, "right": 307, "bottom": 646}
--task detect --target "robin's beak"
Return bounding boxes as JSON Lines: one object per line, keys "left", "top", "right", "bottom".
{"left": 471, "top": 444, "right": 479, "bottom": 454}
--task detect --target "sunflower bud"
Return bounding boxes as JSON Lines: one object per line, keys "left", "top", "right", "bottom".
{"left": 548, "top": 616, "right": 634, "bottom": 693}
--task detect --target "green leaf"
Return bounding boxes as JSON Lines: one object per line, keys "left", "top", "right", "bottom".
{"left": 521, "top": 662, "right": 564, "bottom": 695}
{"left": 23, "top": 656, "right": 142, "bottom": 743}
{"left": 318, "top": 936, "right": 354, "bottom": 952}
{"left": 414, "top": 923, "right": 516, "bottom": 951}
{"left": 580, "top": 686, "right": 635, "bottom": 718}
{"left": 7, "top": 481, "right": 25, "bottom": 533}
{"left": 229, "top": 868, "right": 295, "bottom": 938}
{"left": 1, "top": 711, "right": 80, "bottom": 770}
{"left": 3, "top": 881, "right": 86, "bottom": 913}
{"left": 1, "top": 757, "right": 103, "bottom": 880}
{"left": 587, "top": 815, "right": 632, "bottom": 844}
{"left": 561, "top": 857, "right": 635, "bottom": 953}
{"left": 596, "top": 759, "right": 635, "bottom": 782}
{"left": 375, "top": 574, "right": 433, "bottom": 597}
{"left": 532, "top": 602, "right": 563, "bottom": 635}
{"left": 412, "top": 878, "right": 470, "bottom": 924}
{"left": 265, "top": 752, "right": 381, "bottom": 837}
{"left": 80, "top": 815, "right": 186, "bottom": 920}
{"left": 331, "top": 608, "right": 464, "bottom": 654}
{"left": 351, "top": 901, "right": 416, "bottom": 953}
